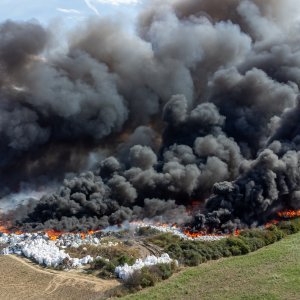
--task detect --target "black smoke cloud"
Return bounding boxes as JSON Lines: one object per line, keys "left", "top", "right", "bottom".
{"left": 2, "top": 0, "right": 300, "bottom": 231}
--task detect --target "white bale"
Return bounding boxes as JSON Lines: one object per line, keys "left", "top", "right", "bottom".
{"left": 115, "top": 253, "right": 175, "bottom": 280}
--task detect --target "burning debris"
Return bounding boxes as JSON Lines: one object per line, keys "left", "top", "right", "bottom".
{"left": 278, "top": 209, "right": 300, "bottom": 219}
{"left": 134, "top": 223, "right": 226, "bottom": 241}
{"left": 1, "top": 0, "right": 300, "bottom": 234}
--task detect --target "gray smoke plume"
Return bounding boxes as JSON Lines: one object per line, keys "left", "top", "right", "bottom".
{"left": 2, "top": 0, "right": 300, "bottom": 231}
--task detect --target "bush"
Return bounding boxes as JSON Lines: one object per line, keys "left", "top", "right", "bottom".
{"left": 140, "top": 267, "right": 158, "bottom": 288}
{"left": 125, "top": 270, "right": 144, "bottom": 290}
{"left": 166, "top": 243, "right": 183, "bottom": 260}
{"left": 91, "top": 257, "right": 108, "bottom": 269}
{"left": 157, "top": 262, "right": 177, "bottom": 280}
{"left": 97, "top": 261, "right": 118, "bottom": 279}
{"left": 263, "top": 230, "right": 278, "bottom": 245}
{"left": 124, "top": 263, "right": 177, "bottom": 291}
{"left": 229, "top": 245, "right": 242, "bottom": 256}
{"left": 226, "top": 237, "right": 250, "bottom": 255}
{"left": 117, "top": 255, "right": 135, "bottom": 266}
{"left": 277, "top": 221, "right": 299, "bottom": 235}
{"left": 147, "top": 233, "right": 181, "bottom": 248}
{"left": 240, "top": 236, "right": 265, "bottom": 251}
{"left": 195, "top": 243, "right": 213, "bottom": 261}
{"left": 266, "top": 225, "right": 284, "bottom": 241}
{"left": 183, "top": 250, "right": 203, "bottom": 266}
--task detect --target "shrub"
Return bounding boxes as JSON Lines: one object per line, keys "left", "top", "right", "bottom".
{"left": 166, "top": 243, "right": 183, "bottom": 260}
{"left": 277, "top": 221, "right": 299, "bottom": 235}
{"left": 239, "top": 236, "right": 265, "bottom": 251}
{"left": 226, "top": 237, "right": 250, "bottom": 255}
{"left": 266, "top": 225, "right": 284, "bottom": 241}
{"left": 124, "top": 263, "right": 176, "bottom": 291}
{"left": 97, "top": 261, "right": 118, "bottom": 279}
{"left": 140, "top": 267, "right": 158, "bottom": 288}
{"left": 211, "top": 249, "right": 223, "bottom": 260}
{"left": 147, "top": 233, "right": 181, "bottom": 248}
{"left": 292, "top": 218, "right": 300, "bottom": 231}
{"left": 117, "top": 255, "right": 135, "bottom": 266}
{"left": 125, "top": 270, "right": 144, "bottom": 290}
{"left": 230, "top": 245, "right": 242, "bottom": 256}
{"left": 193, "top": 243, "right": 212, "bottom": 261}
{"left": 183, "top": 250, "right": 203, "bottom": 266}
{"left": 91, "top": 257, "right": 108, "bottom": 270}
{"left": 262, "top": 230, "right": 278, "bottom": 245}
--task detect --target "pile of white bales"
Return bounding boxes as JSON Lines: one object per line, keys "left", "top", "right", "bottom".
{"left": 115, "top": 253, "right": 176, "bottom": 280}
{"left": 0, "top": 232, "right": 95, "bottom": 268}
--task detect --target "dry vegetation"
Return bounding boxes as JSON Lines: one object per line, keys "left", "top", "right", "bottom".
{"left": 0, "top": 255, "right": 119, "bottom": 300}
{"left": 65, "top": 242, "right": 140, "bottom": 261}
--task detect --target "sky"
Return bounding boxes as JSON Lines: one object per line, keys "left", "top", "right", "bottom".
{"left": 0, "top": 0, "right": 144, "bottom": 27}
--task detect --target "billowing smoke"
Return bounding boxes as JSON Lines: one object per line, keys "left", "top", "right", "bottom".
{"left": 2, "top": 0, "right": 300, "bottom": 231}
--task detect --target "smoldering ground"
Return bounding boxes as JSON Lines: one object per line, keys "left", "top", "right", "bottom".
{"left": 2, "top": 0, "right": 300, "bottom": 232}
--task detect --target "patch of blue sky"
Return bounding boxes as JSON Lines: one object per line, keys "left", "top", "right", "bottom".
{"left": 0, "top": 0, "right": 143, "bottom": 28}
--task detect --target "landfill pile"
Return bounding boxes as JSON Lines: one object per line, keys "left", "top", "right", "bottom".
{"left": 135, "top": 223, "right": 226, "bottom": 241}
{"left": 0, "top": 222, "right": 227, "bottom": 270}
{"left": 115, "top": 253, "right": 175, "bottom": 280}
{"left": 0, "top": 232, "right": 98, "bottom": 268}
{"left": 55, "top": 233, "right": 101, "bottom": 249}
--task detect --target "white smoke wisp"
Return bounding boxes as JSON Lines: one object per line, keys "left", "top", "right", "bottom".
{"left": 0, "top": 190, "right": 51, "bottom": 211}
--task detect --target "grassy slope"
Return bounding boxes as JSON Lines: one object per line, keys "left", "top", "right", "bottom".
{"left": 122, "top": 232, "right": 300, "bottom": 300}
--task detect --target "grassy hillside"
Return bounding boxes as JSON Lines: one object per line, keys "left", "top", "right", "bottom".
{"left": 121, "top": 231, "right": 300, "bottom": 300}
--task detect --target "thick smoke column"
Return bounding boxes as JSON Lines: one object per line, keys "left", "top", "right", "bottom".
{"left": 2, "top": 0, "right": 300, "bottom": 231}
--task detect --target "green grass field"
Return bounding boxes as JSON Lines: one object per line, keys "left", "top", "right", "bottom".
{"left": 121, "top": 232, "right": 300, "bottom": 300}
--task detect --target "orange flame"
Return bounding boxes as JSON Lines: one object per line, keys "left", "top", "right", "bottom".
{"left": 14, "top": 230, "right": 23, "bottom": 235}
{"left": 45, "top": 229, "right": 63, "bottom": 241}
{"left": 234, "top": 229, "right": 240, "bottom": 236}
{"left": 0, "top": 225, "right": 9, "bottom": 234}
{"left": 277, "top": 209, "right": 300, "bottom": 218}
{"left": 265, "top": 219, "right": 279, "bottom": 228}
{"left": 88, "top": 230, "right": 97, "bottom": 235}
{"left": 1, "top": 209, "right": 300, "bottom": 240}
{"left": 0, "top": 224, "right": 95, "bottom": 239}
{"left": 183, "top": 229, "right": 227, "bottom": 238}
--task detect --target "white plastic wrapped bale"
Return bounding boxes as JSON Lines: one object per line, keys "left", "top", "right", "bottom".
{"left": 54, "top": 233, "right": 101, "bottom": 248}
{"left": 20, "top": 237, "right": 70, "bottom": 267}
{"left": 0, "top": 235, "right": 95, "bottom": 268}
{"left": 71, "top": 255, "right": 94, "bottom": 268}
{"left": 0, "top": 233, "right": 9, "bottom": 244}
{"left": 115, "top": 253, "right": 175, "bottom": 280}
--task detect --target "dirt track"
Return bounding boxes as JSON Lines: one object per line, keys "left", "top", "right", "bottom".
{"left": 0, "top": 255, "right": 120, "bottom": 300}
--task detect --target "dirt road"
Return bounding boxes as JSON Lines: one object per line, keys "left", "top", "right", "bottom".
{"left": 0, "top": 255, "right": 120, "bottom": 300}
